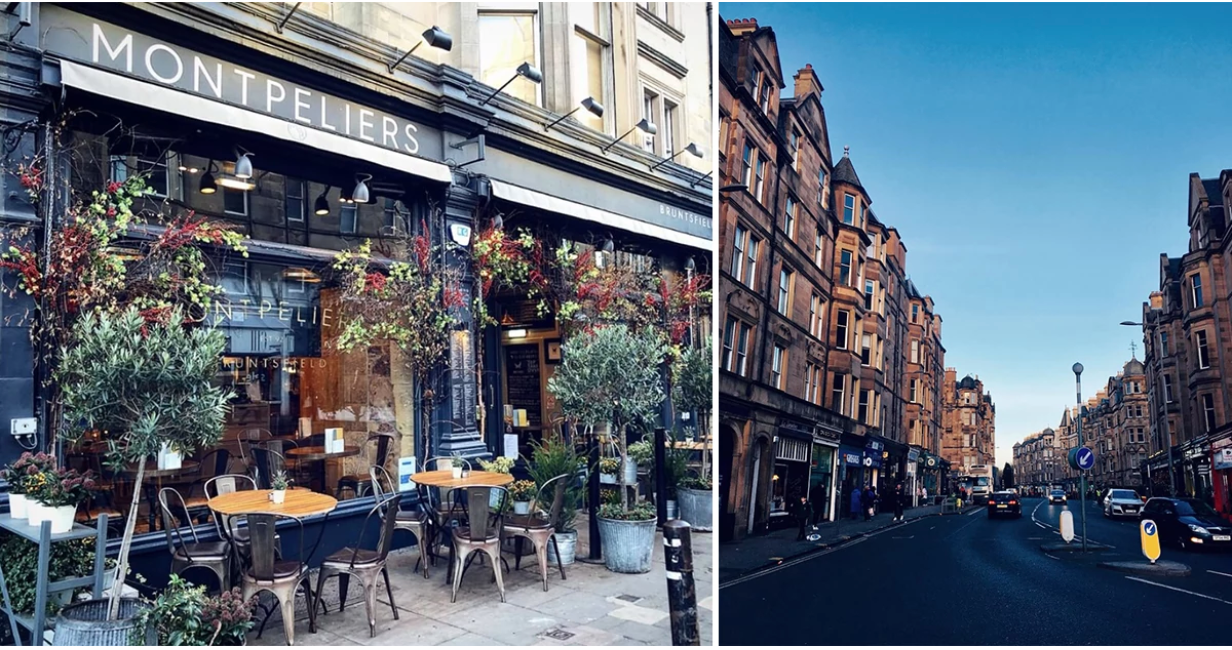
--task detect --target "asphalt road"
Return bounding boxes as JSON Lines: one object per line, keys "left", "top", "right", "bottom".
{"left": 719, "top": 497, "right": 1232, "bottom": 645}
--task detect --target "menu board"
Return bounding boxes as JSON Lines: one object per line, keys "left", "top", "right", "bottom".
{"left": 504, "top": 344, "right": 543, "bottom": 427}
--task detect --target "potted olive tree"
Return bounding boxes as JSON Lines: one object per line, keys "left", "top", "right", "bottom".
{"left": 547, "top": 325, "right": 665, "bottom": 573}
{"left": 53, "top": 307, "right": 230, "bottom": 641}
{"left": 672, "top": 342, "right": 713, "bottom": 531}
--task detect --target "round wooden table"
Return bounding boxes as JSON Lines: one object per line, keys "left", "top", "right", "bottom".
{"left": 285, "top": 446, "right": 361, "bottom": 461}
{"left": 208, "top": 488, "right": 338, "bottom": 518}
{"left": 411, "top": 470, "right": 514, "bottom": 488}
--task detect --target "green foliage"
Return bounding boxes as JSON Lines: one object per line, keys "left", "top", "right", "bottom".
{"left": 598, "top": 457, "right": 620, "bottom": 475}
{"left": 25, "top": 467, "right": 97, "bottom": 507}
{"left": 1, "top": 452, "right": 56, "bottom": 495}
{"left": 547, "top": 325, "right": 666, "bottom": 431}
{"left": 55, "top": 307, "right": 230, "bottom": 465}
{"left": 671, "top": 341, "right": 712, "bottom": 414}
{"left": 132, "top": 575, "right": 256, "bottom": 646}
{"left": 526, "top": 432, "right": 582, "bottom": 533}
{"left": 598, "top": 502, "right": 656, "bottom": 521}
{"left": 508, "top": 480, "right": 537, "bottom": 502}
{"left": 679, "top": 474, "right": 712, "bottom": 490}
{"left": 0, "top": 532, "right": 96, "bottom": 615}
{"left": 478, "top": 456, "right": 515, "bottom": 474}
{"left": 54, "top": 306, "right": 230, "bottom": 619}
{"left": 627, "top": 438, "right": 654, "bottom": 468}
{"left": 270, "top": 471, "right": 289, "bottom": 491}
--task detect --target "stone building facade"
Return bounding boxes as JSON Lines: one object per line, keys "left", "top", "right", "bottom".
{"left": 718, "top": 15, "right": 949, "bottom": 541}
{"left": 1012, "top": 428, "right": 1058, "bottom": 490}
{"left": 940, "top": 370, "right": 996, "bottom": 480}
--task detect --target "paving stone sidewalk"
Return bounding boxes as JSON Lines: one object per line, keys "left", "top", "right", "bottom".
{"left": 719, "top": 502, "right": 980, "bottom": 585}
{"left": 250, "top": 514, "right": 712, "bottom": 646}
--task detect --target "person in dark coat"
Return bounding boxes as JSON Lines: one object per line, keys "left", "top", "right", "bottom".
{"left": 849, "top": 486, "right": 862, "bottom": 520}
{"left": 795, "top": 496, "right": 813, "bottom": 541}
{"left": 809, "top": 482, "right": 827, "bottom": 526}
{"left": 861, "top": 484, "right": 875, "bottom": 521}
{"left": 892, "top": 481, "right": 906, "bottom": 522}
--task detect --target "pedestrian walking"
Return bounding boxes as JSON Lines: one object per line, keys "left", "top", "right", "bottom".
{"left": 893, "top": 481, "right": 906, "bottom": 521}
{"left": 849, "top": 486, "right": 862, "bottom": 520}
{"left": 795, "top": 496, "right": 813, "bottom": 541}
{"left": 862, "top": 484, "right": 875, "bottom": 521}
{"left": 810, "top": 481, "right": 827, "bottom": 525}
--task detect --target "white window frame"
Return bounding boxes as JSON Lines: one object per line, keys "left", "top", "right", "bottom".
{"left": 911, "top": 340, "right": 920, "bottom": 364}
{"left": 843, "top": 194, "right": 855, "bottom": 225}
{"left": 784, "top": 195, "right": 797, "bottom": 239}
{"left": 1196, "top": 330, "right": 1211, "bottom": 370}
{"left": 732, "top": 225, "right": 747, "bottom": 280}
{"left": 477, "top": 6, "right": 542, "bottom": 107}
{"left": 835, "top": 310, "right": 850, "bottom": 350}
{"left": 1191, "top": 273, "right": 1204, "bottom": 308}
{"left": 777, "top": 268, "right": 792, "bottom": 316}
{"left": 772, "top": 344, "right": 786, "bottom": 390}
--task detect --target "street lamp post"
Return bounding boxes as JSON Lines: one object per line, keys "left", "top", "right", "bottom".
{"left": 1120, "top": 321, "right": 1176, "bottom": 497}
{"left": 1074, "top": 362, "right": 1088, "bottom": 553}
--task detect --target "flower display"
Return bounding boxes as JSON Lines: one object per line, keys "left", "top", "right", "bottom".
{"left": 1, "top": 452, "right": 57, "bottom": 495}
{"left": 26, "top": 467, "right": 96, "bottom": 508}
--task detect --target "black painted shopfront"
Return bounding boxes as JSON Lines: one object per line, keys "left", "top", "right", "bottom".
{"left": 0, "top": 2, "right": 711, "bottom": 587}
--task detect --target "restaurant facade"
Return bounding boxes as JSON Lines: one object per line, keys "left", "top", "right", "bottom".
{"left": 0, "top": 2, "right": 712, "bottom": 577}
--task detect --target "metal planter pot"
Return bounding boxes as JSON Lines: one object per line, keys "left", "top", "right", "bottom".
{"left": 546, "top": 529, "right": 578, "bottom": 566}
{"left": 677, "top": 487, "right": 713, "bottom": 531}
{"left": 597, "top": 516, "right": 656, "bottom": 573}
{"left": 54, "top": 598, "right": 153, "bottom": 646}
{"left": 623, "top": 461, "right": 638, "bottom": 486}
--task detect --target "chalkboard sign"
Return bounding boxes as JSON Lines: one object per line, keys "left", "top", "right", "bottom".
{"left": 504, "top": 344, "right": 542, "bottom": 427}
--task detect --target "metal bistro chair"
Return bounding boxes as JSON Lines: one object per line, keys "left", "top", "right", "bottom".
{"left": 312, "top": 493, "right": 401, "bottom": 638}
{"left": 237, "top": 428, "right": 274, "bottom": 473}
{"left": 158, "top": 487, "right": 231, "bottom": 592}
{"left": 241, "top": 513, "right": 317, "bottom": 646}
{"left": 251, "top": 444, "right": 289, "bottom": 490}
{"left": 182, "top": 448, "right": 234, "bottom": 522}
{"left": 204, "top": 473, "right": 261, "bottom": 576}
{"left": 446, "top": 485, "right": 509, "bottom": 603}
{"left": 502, "top": 474, "right": 569, "bottom": 592}
{"left": 423, "top": 455, "right": 467, "bottom": 563}
{"left": 335, "top": 432, "right": 396, "bottom": 499}
{"left": 369, "top": 465, "right": 434, "bottom": 578}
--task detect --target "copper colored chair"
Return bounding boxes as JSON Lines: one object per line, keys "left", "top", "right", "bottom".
{"left": 446, "top": 485, "right": 509, "bottom": 603}
{"left": 369, "top": 465, "right": 434, "bottom": 578}
{"left": 312, "top": 494, "right": 401, "bottom": 637}
{"left": 158, "top": 487, "right": 231, "bottom": 592}
{"left": 240, "top": 513, "right": 316, "bottom": 645}
{"left": 502, "top": 474, "right": 569, "bottom": 591}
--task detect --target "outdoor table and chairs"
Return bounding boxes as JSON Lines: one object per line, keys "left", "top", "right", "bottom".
{"left": 501, "top": 473, "right": 570, "bottom": 592}
{"left": 311, "top": 493, "right": 403, "bottom": 638}
{"left": 369, "top": 465, "right": 435, "bottom": 579}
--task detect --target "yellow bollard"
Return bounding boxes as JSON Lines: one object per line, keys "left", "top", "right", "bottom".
{"left": 956, "top": 498, "right": 963, "bottom": 509}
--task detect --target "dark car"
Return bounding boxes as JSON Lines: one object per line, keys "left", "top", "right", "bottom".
{"left": 1049, "top": 490, "right": 1067, "bottom": 505}
{"left": 987, "top": 491, "right": 1022, "bottom": 519}
{"left": 1140, "top": 497, "right": 1232, "bottom": 550}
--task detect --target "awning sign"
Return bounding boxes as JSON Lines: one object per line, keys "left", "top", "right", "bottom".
{"left": 1215, "top": 448, "right": 1232, "bottom": 471}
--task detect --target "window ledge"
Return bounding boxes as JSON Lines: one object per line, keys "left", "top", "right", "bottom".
{"left": 636, "top": 5, "right": 685, "bottom": 42}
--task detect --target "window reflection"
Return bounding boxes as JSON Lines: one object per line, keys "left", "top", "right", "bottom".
{"left": 479, "top": 12, "right": 540, "bottom": 105}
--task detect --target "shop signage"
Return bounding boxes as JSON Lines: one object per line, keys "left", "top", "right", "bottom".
{"left": 1215, "top": 448, "right": 1232, "bottom": 470}
{"left": 41, "top": 7, "right": 444, "bottom": 161}
{"left": 1185, "top": 445, "right": 1208, "bottom": 461}
{"left": 841, "top": 451, "right": 863, "bottom": 467}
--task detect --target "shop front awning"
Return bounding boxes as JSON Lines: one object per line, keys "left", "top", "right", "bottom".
{"left": 58, "top": 60, "right": 453, "bottom": 184}
{"left": 489, "top": 179, "right": 711, "bottom": 251}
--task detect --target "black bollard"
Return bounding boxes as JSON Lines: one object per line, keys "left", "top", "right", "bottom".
{"left": 587, "top": 433, "right": 602, "bottom": 560}
{"left": 655, "top": 427, "right": 668, "bottom": 526}
{"left": 663, "top": 520, "right": 699, "bottom": 645}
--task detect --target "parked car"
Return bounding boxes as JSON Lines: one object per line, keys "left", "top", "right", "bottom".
{"left": 1049, "top": 489, "right": 1067, "bottom": 505}
{"left": 1103, "top": 489, "right": 1144, "bottom": 519}
{"left": 987, "top": 491, "right": 1022, "bottom": 519}
{"left": 1140, "top": 497, "right": 1232, "bottom": 550}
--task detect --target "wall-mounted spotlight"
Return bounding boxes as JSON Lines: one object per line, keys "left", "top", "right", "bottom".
{"left": 352, "top": 174, "right": 372, "bottom": 204}
{"left": 340, "top": 184, "right": 354, "bottom": 204}
{"left": 685, "top": 256, "right": 697, "bottom": 272}
{"left": 199, "top": 160, "right": 218, "bottom": 195}
{"left": 387, "top": 26, "right": 453, "bottom": 73}
{"left": 479, "top": 62, "right": 543, "bottom": 106}
{"left": 314, "top": 186, "right": 330, "bottom": 216}
{"left": 602, "top": 238, "right": 615, "bottom": 254}
{"left": 544, "top": 96, "right": 605, "bottom": 132}
{"left": 493, "top": 214, "right": 504, "bottom": 230}
{"left": 650, "top": 142, "right": 705, "bottom": 171}
{"left": 234, "top": 149, "right": 254, "bottom": 179}
{"left": 177, "top": 162, "right": 200, "bottom": 174}
{"left": 602, "top": 118, "right": 656, "bottom": 153}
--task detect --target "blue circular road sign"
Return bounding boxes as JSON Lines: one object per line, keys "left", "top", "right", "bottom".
{"left": 1075, "top": 447, "right": 1095, "bottom": 471}
{"left": 1144, "top": 521, "right": 1156, "bottom": 536}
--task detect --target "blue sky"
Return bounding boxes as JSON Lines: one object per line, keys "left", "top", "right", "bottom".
{"left": 721, "top": 2, "right": 1232, "bottom": 466}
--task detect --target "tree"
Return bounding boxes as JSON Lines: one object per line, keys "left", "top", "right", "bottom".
{"left": 1002, "top": 463, "right": 1015, "bottom": 489}
{"left": 56, "top": 307, "right": 230, "bottom": 619}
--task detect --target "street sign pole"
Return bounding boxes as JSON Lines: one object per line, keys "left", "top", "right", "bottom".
{"left": 1074, "top": 363, "right": 1088, "bottom": 553}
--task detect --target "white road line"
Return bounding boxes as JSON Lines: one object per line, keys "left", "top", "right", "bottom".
{"left": 966, "top": 506, "right": 984, "bottom": 516}
{"left": 1208, "top": 570, "right": 1232, "bottom": 579}
{"left": 1044, "top": 553, "right": 1060, "bottom": 560}
{"left": 1125, "top": 576, "right": 1232, "bottom": 606}
{"left": 719, "top": 536, "right": 869, "bottom": 589}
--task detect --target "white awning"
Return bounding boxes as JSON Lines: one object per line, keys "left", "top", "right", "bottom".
{"left": 489, "top": 179, "right": 711, "bottom": 251}
{"left": 59, "top": 60, "right": 453, "bottom": 184}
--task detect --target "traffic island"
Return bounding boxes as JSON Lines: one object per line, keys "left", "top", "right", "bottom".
{"left": 1097, "top": 560, "right": 1191, "bottom": 577}
{"left": 1040, "top": 541, "right": 1114, "bottom": 552}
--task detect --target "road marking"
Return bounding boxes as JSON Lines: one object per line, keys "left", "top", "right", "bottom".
{"left": 891, "top": 535, "right": 915, "bottom": 539}
{"left": 966, "top": 507, "right": 984, "bottom": 516}
{"left": 1044, "top": 553, "right": 1059, "bottom": 560}
{"left": 929, "top": 526, "right": 935, "bottom": 530}
{"left": 1208, "top": 570, "right": 1232, "bottom": 579}
{"left": 719, "top": 536, "right": 869, "bottom": 589}
{"left": 1125, "top": 576, "right": 1232, "bottom": 606}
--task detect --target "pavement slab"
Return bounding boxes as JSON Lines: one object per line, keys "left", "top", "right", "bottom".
{"left": 245, "top": 514, "right": 711, "bottom": 646}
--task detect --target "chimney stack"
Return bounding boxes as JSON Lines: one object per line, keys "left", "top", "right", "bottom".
{"left": 793, "top": 63, "right": 824, "bottom": 99}
{"left": 726, "top": 17, "right": 758, "bottom": 36}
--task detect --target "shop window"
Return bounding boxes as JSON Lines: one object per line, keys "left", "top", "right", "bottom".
{"left": 478, "top": 10, "right": 540, "bottom": 106}
{"left": 340, "top": 203, "right": 358, "bottom": 234}
{"left": 223, "top": 187, "right": 247, "bottom": 216}
{"left": 110, "top": 152, "right": 171, "bottom": 198}
{"left": 286, "top": 178, "right": 306, "bottom": 223}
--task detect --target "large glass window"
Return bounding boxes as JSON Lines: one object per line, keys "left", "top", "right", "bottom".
{"left": 479, "top": 11, "right": 540, "bottom": 105}
{"left": 571, "top": 6, "right": 610, "bottom": 134}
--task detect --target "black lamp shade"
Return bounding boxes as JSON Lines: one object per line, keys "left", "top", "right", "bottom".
{"left": 423, "top": 26, "right": 452, "bottom": 51}
{"left": 199, "top": 171, "right": 217, "bottom": 194}
{"left": 636, "top": 118, "right": 658, "bottom": 135}
{"left": 581, "top": 96, "right": 605, "bottom": 118}
{"left": 314, "top": 191, "right": 330, "bottom": 216}
{"left": 517, "top": 62, "right": 543, "bottom": 84}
